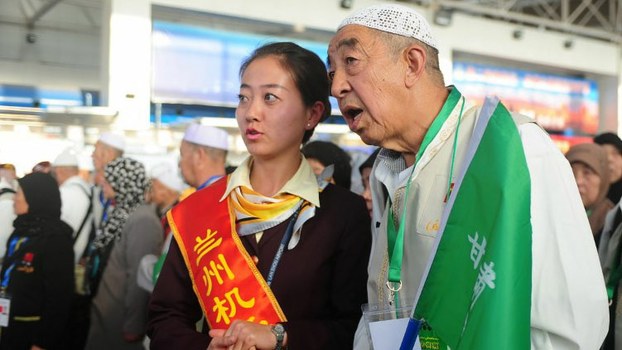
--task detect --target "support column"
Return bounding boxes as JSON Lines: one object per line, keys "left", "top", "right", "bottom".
{"left": 101, "top": 0, "right": 151, "bottom": 131}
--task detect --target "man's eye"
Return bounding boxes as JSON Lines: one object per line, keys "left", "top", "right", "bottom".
{"left": 346, "top": 57, "right": 357, "bottom": 64}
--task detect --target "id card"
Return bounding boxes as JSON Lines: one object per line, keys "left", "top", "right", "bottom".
{"left": 0, "top": 296, "right": 10, "bottom": 327}
{"left": 362, "top": 304, "right": 421, "bottom": 350}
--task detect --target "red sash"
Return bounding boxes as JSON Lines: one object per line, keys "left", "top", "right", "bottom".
{"left": 167, "top": 177, "right": 286, "bottom": 329}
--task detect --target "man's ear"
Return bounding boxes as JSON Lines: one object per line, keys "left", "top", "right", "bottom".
{"left": 194, "top": 145, "right": 206, "bottom": 161}
{"left": 404, "top": 44, "right": 426, "bottom": 88}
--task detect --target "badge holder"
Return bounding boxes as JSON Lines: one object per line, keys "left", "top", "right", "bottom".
{"left": 0, "top": 290, "right": 11, "bottom": 327}
{"left": 362, "top": 303, "right": 421, "bottom": 350}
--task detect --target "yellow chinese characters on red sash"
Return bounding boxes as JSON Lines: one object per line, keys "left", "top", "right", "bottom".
{"left": 167, "top": 177, "right": 286, "bottom": 329}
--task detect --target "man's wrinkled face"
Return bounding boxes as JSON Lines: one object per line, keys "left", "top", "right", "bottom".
{"left": 179, "top": 141, "right": 197, "bottom": 188}
{"left": 328, "top": 25, "right": 406, "bottom": 147}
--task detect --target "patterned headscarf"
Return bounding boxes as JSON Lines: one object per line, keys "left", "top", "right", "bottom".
{"left": 92, "top": 157, "right": 148, "bottom": 250}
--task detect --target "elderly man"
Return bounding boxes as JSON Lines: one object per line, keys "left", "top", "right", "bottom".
{"left": 328, "top": 4, "right": 608, "bottom": 350}
{"left": 136, "top": 124, "right": 228, "bottom": 289}
{"left": 179, "top": 123, "right": 229, "bottom": 190}
{"left": 92, "top": 132, "right": 125, "bottom": 175}
{"left": 137, "top": 163, "right": 186, "bottom": 293}
{"left": 53, "top": 149, "right": 94, "bottom": 263}
{"left": 91, "top": 132, "right": 125, "bottom": 228}
{"left": 53, "top": 149, "right": 95, "bottom": 350}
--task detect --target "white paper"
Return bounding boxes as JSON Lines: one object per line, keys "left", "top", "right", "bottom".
{"left": 0, "top": 297, "right": 10, "bottom": 327}
{"left": 369, "top": 317, "right": 421, "bottom": 350}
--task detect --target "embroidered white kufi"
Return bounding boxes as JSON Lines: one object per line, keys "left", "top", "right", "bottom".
{"left": 338, "top": 4, "right": 438, "bottom": 50}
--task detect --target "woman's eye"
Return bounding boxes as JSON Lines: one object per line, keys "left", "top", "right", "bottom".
{"left": 264, "top": 93, "right": 278, "bottom": 102}
{"left": 237, "top": 94, "right": 248, "bottom": 103}
{"left": 328, "top": 71, "right": 335, "bottom": 81}
{"left": 345, "top": 57, "right": 357, "bottom": 65}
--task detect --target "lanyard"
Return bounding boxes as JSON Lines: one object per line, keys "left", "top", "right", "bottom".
{"left": 266, "top": 201, "right": 303, "bottom": 286}
{"left": 386, "top": 94, "right": 466, "bottom": 307}
{"left": 99, "top": 190, "right": 110, "bottom": 224}
{"left": 198, "top": 175, "right": 222, "bottom": 191}
{"left": 0, "top": 237, "right": 29, "bottom": 290}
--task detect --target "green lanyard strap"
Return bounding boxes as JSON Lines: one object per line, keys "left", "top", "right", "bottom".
{"left": 385, "top": 95, "right": 466, "bottom": 308}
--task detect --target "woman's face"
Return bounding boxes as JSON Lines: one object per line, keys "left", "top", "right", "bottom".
{"left": 307, "top": 158, "right": 325, "bottom": 176}
{"left": 13, "top": 187, "right": 29, "bottom": 215}
{"left": 360, "top": 167, "right": 373, "bottom": 216}
{"left": 236, "top": 56, "right": 320, "bottom": 160}
{"left": 571, "top": 162, "right": 602, "bottom": 208}
{"left": 602, "top": 144, "right": 622, "bottom": 183}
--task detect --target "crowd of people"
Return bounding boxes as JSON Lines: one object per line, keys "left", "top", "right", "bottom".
{"left": 0, "top": 121, "right": 377, "bottom": 350}
{"left": 0, "top": 3, "right": 619, "bottom": 350}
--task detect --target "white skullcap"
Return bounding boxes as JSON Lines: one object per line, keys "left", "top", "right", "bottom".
{"left": 99, "top": 132, "right": 126, "bottom": 151}
{"left": 53, "top": 149, "right": 79, "bottom": 167}
{"left": 183, "top": 123, "right": 229, "bottom": 151}
{"left": 338, "top": 4, "right": 438, "bottom": 50}
{"left": 150, "top": 163, "right": 185, "bottom": 193}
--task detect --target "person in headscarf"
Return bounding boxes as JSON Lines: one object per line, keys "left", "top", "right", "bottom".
{"left": 31, "top": 161, "right": 51, "bottom": 174}
{"left": 85, "top": 161, "right": 160, "bottom": 350}
{"left": 84, "top": 157, "right": 148, "bottom": 297}
{"left": 358, "top": 148, "right": 380, "bottom": 217}
{"left": 0, "top": 172, "right": 74, "bottom": 350}
{"left": 594, "top": 132, "right": 622, "bottom": 204}
{"left": 301, "top": 140, "right": 353, "bottom": 190}
{"left": 566, "top": 143, "right": 613, "bottom": 243}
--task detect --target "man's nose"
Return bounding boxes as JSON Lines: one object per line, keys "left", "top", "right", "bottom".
{"left": 330, "top": 69, "right": 350, "bottom": 99}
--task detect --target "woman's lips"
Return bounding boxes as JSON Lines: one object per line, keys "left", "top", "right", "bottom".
{"left": 245, "top": 128, "right": 262, "bottom": 141}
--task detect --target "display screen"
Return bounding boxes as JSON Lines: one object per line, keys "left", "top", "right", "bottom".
{"left": 453, "top": 62, "right": 599, "bottom": 136}
{"left": 151, "top": 21, "right": 339, "bottom": 114}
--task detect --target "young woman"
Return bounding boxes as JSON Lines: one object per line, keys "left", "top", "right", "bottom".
{"left": 148, "top": 42, "right": 371, "bottom": 350}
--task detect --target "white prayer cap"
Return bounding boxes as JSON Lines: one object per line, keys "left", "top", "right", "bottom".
{"left": 182, "top": 123, "right": 229, "bottom": 151}
{"left": 338, "top": 4, "right": 438, "bottom": 50}
{"left": 98, "top": 132, "right": 126, "bottom": 151}
{"left": 52, "top": 149, "right": 79, "bottom": 167}
{"left": 150, "top": 163, "right": 185, "bottom": 193}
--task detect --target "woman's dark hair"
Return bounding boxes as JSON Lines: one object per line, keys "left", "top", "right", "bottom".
{"left": 239, "top": 42, "right": 331, "bottom": 144}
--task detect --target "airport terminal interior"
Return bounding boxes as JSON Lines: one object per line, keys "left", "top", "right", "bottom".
{"left": 0, "top": 0, "right": 620, "bottom": 177}
{"left": 0, "top": 0, "right": 621, "bottom": 349}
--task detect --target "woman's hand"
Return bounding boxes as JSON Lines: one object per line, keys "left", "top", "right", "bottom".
{"left": 211, "top": 320, "right": 278, "bottom": 350}
{"left": 207, "top": 329, "right": 237, "bottom": 350}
